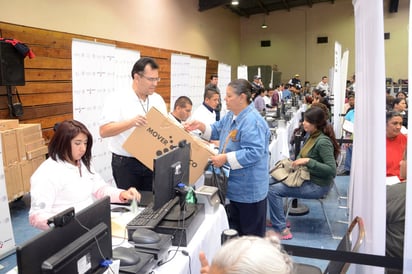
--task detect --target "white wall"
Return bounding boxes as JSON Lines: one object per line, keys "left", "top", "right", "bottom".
{"left": 0, "top": 0, "right": 241, "bottom": 70}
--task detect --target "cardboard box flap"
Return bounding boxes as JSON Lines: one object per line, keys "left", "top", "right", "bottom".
{"left": 123, "top": 107, "right": 216, "bottom": 184}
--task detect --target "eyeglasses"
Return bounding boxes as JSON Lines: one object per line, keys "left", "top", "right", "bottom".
{"left": 138, "top": 73, "right": 161, "bottom": 83}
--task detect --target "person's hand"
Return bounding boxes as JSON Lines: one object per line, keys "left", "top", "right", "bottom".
{"left": 132, "top": 115, "right": 147, "bottom": 127}
{"left": 183, "top": 120, "right": 205, "bottom": 132}
{"left": 199, "top": 251, "right": 210, "bottom": 274}
{"left": 119, "top": 187, "right": 141, "bottom": 203}
{"left": 210, "top": 154, "right": 227, "bottom": 168}
{"left": 292, "top": 158, "right": 309, "bottom": 167}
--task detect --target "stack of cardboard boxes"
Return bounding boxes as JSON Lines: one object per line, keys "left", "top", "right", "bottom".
{"left": 0, "top": 119, "right": 48, "bottom": 202}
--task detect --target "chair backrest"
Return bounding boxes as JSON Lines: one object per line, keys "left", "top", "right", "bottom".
{"left": 323, "top": 216, "right": 365, "bottom": 274}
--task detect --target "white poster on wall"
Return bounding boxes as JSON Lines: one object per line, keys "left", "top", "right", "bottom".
{"left": 170, "top": 54, "right": 206, "bottom": 113}
{"left": 0, "top": 136, "right": 16, "bottom": 260}
{"left": 188, "top": 58, "right": 207, "bottom": 111}
{"left": 237, "top": 65, "right": 248, "bottom": 80}
{"left": 171, "top": 54, "right": 191, "bottom": 111}
{"left": 218, "top": 63, "right": 231, "bottom": 116}
{"left": 72, "top": 39, "right": 140, "bottom": 184}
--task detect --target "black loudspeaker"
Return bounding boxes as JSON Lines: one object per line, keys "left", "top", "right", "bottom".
{"left": 0, "top": 42, "right": 25, "bottom": 86}
{"left": 389, "top": 0, "right": 399, "bottom": 13}
{"left": 260, "top": 40, "right": 271, "bottom": 47}
{"left": 317, "top": 37, "right": 328, "bottom": 44}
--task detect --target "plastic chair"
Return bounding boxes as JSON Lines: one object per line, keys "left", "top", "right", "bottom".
{"left": 293, "top": 216, "right": 365, "bottom": 274}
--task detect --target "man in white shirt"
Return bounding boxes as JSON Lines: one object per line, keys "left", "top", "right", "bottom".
{"left": 190, "top": 87, "right": 220, "bottom": 135}
{"left": 169, "top": 96, "right": 193, "bottom": 124}
{"left": 99, "top": 57, "right": 167, "bottom": 192}
{"left": 316, "top": 76, "right": 329, "bottom": 96}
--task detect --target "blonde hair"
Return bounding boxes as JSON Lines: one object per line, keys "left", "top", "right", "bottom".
{"left": 211, "top": 235, "right": 293, "bottom": 274}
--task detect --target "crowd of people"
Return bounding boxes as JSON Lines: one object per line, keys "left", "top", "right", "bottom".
{"left": 27, "top": 56, "right": 407, "bottom": 272}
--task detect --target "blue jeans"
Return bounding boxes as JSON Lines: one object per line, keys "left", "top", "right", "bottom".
{"left": 267, "top": 178, "right": 331, "bottom": 232}
{"left": 344, "top": 144, "right": 353, "bottom": 172}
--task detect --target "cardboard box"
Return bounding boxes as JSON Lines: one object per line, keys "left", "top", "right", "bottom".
{"left": 25, "top": 138, "right": 45, "bottom": 152}
{"left": 0, "top": 119, "right": 19, "bottom": 131}
{"left": 17, "top": 123, "right": 42, "bottom": 136}
{"left": 31, "top": 155, "right": 46, "bottom": 173}
{"left": 26, "top": 145, "right": 48, "bottom": 160}
{"left": 15, "top": 124, "right": 43, "bottom": 161}
{"left": 1, "top": 129, "right": 19, "bottom": 166}
{"left": 4, "top": 164, "right": 24, "bottom": 201}
{"left": 19, "top": 160, "right": 33, "bottom": 193}
{"left": 123, "top": 107, "right": 216, "bottom": 184}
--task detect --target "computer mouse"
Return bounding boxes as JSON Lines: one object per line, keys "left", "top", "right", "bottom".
{"left": 112, "top": 247, "right": 141, "bottom": 266}
{"left": 111, "top": 206, "right": 130, "bottom": 213}
{"left": 132, "top": 228, "right": 161, "bottom": 244}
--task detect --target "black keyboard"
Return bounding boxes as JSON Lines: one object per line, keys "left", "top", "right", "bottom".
{"left": 127, "top": 197, "right": 179, "bottom": 229}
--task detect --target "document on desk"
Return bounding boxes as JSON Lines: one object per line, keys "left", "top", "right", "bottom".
{"left": 386, "top": 176, "right": 401, "bottom": 186}
{"left": 111, "top": 207, "right": 141, "bottom": 239}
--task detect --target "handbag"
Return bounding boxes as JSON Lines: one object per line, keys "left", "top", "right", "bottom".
{"left": 204, "top": 163, "right": 228, "bottom": 205}
{"left": 6, "top": 86, "right": 24, "bottom": 117}
{"left": 203, "top": 129, "right": 234, "bottom": 205}
{"left": 269, "top": 158, "right": 310, "bottom": 187}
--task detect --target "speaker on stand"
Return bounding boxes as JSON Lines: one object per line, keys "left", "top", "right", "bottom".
{"left": 0, "top": 41, "right": 26, "bottom": 86}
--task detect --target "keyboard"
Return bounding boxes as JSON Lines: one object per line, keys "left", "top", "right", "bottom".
{"left": 127, "top": 197, "right": 179, "bottom": 230}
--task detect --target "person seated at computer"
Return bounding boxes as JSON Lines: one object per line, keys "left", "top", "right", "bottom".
{"left": 386, "top": 111, "right": 407, "bottom": 181}
{"left": 267, "top": 107, "right": 340, "bottom": 239}
{"left": 199, "top": 235, "right": 293, "bottom": 274}
{"left": 168, "top": 95, "right": 193, "bottom": 124}
{"left": 29, "top": 120, "right": 140, "bottom": 230}
{"left": 184, "top": 79, "right": 270, "bottom": 237}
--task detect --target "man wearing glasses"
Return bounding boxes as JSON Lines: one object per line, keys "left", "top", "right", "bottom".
{"left": 99, "top": 57, "right": 167, "bottom": 194}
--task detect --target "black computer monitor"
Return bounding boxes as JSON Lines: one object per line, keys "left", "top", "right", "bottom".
{"left": 152, "top": 140, "right": 190, "bottom": 210}
{"left": 16, "top": 196, "right": 112, "bottom": 274}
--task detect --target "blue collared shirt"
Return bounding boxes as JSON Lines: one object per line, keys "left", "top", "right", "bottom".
{"left": 204, "top": 104, "right": 270, "bottom": 203}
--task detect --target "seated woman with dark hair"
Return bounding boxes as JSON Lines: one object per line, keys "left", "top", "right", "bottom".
{"left": 267, "top": 107, "right": 340, "bottom": 239}
{"left": 29, "top": 120, "right": 140, "bottom": 230}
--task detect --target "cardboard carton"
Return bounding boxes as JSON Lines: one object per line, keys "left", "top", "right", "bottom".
{"left": 4, "top": 164, "right": 24, "bottom": 202}
{"left": 26, "top": 145, "right": 48, "bottom": 160}
{"left": 1, "top": 129, "right": 19, "bottom": 166}
{"left": 0, "top": 119, "right": 19, "bottom": 131}
{"left": 19, "top": 160, "right": 33, "bottom": 193}
{"left": 123, "top": 107, "right": 216, "bottom": 184}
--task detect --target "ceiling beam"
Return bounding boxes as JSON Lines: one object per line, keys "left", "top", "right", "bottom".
{"left": 256, "top": 0, "right": 270, "bottom": 15}
{"left": 281, "top": 0, "right": 291, "bottom": 12}
{"left": 198, "top": 0, "right": 228, "bottom": 12}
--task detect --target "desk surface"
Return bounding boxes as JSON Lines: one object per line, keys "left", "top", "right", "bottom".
{"left": 112, "top": 204, "right": 229, "bottom": 274}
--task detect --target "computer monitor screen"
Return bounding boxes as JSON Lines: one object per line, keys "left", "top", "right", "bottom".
{"left": 152, "top": 140, "right": 190, "bottom": 210}
{"left": 16, "top": 197, "right": 112, "bottom": 274}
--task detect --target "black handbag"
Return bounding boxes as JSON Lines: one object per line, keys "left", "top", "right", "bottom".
{"left": 207, "top": 165, "right": 228, "bottom": 205}
{"left": 7, "top": 86, "right": 24, "bottom": 117}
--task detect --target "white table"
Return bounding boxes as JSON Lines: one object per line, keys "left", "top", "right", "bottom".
{"left": 112, "top": 204, "right": 229, "bottom": 274}
{"left": 153, "top": 204, "right": 228, "bottom": 273}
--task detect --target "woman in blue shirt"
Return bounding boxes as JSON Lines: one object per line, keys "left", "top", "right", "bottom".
{"left": 185, "top": 79, "right": 270, "bottom": 237}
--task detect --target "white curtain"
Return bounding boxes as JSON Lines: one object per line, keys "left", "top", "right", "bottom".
{"left": 403, "top": 1, "right": 412, "bottom": 273}
{"left": 350, "top": 0, "right": 386, "bottom": 273}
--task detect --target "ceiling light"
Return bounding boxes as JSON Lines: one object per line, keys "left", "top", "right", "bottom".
{"left": 231, "top": 0, "right": 239, "bottom": 5}
{"left": 261, "top": 15, "right": 268, "bottom": 29}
